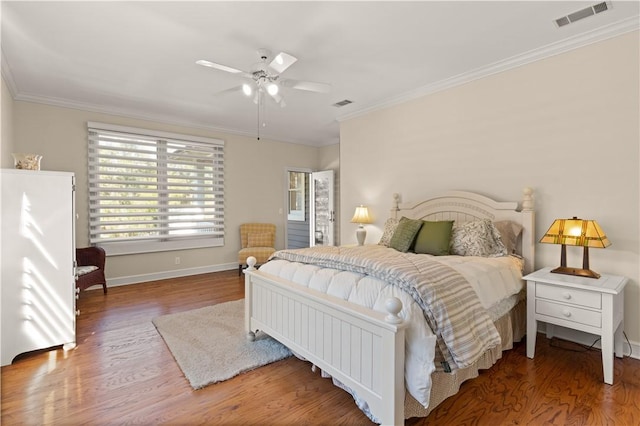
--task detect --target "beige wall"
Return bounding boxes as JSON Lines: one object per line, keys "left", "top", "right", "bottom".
{"left": 340, "top": 32, "right": 640, "bottom": 345}
{"left": 318, "top": 143, "right": 340, "bottom": 171}
{"left": 8, "top": 98, "right": 337, "bottom": 283}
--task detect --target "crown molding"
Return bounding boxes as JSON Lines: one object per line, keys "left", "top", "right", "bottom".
{"left": 1, "top": 49, "right": 18, "bottom": 98}
{"left": 14, "top": 89, "right": 252, "bottom": 133}
{"left": 337, "top": 16, "right": 640, "bottom": 123}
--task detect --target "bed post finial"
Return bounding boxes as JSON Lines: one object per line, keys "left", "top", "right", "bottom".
{"left": 391, "top": 192, "right": 400, "bottom": 217}
{"left": 384, "top": 297, "right": 403, "bottom": 324}
{"left": 246, "top": 256, "right": 257, "bottom": 272}
{"left": 522, "top": 187, "right": 534, "bottom": 211}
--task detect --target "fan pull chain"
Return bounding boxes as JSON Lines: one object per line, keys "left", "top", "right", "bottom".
{"left": 257, "top": 90, "right": 261, "bottom": 140}
{"left": 256, "top": 89, "right": 267, "bottom": 141}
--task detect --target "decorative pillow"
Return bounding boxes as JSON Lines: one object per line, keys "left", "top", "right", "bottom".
{"left": 450, "top": 219, "right": 507, "bottom": 257}
{"left": 76, "top": 265, "right": 98, "bottom": 276}
{"left": 247, "top": 232, "right": 273, "bottom": 248}
{"left": 378, "top": 218, "right": 399, "bottom": 247}
{"left": 494, "top": 220, "right": 523, "bottom": 255}
{"left": 389, "top": 217, "right": 423, "bottom": 253}
{"left": 413, "top": 220, "right": 454, "bottom": 256}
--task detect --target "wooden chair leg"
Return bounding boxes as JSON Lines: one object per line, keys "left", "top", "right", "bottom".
{"left": 238, "top": 264, "right": 243, "bottom": 276}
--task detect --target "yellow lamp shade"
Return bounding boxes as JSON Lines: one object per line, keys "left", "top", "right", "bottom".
{"left": 350, "top": 205, "right": 372, "bottom": 224}
{"left": 540, "top": 217, "right": 610, "bottom": 248}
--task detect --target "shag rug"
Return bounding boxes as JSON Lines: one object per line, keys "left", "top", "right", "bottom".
{"left": 152, "top": 299, "right": 292, "bottom": 389}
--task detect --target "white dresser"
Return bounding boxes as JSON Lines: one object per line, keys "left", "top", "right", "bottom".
{"left": 524, "top": 267, "right": 627, "bottom": 384}
{"left": 1, "top": 169, "right": 77, "bottom": 366}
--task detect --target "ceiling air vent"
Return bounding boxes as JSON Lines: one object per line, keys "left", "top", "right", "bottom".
{"left": 554, "top": 2, "right": 611, "bottom": 27}
{"left": 332, "top": 99, "right": 353, "bottom": 107}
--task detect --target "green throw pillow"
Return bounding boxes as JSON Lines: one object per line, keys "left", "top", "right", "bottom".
{"left": 389, "top": 217, "right": 423, "bottom": 253}
{"left": 413, "top": 220, "right": 454, "bottom": 256}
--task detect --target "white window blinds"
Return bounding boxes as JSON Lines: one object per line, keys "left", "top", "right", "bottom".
{"left": 88, "top": 122, "right": 224, "bottom": 255}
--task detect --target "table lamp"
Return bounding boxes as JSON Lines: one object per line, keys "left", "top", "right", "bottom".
{"left": 351, "top": 205, "right": 372, "bottom": 246}
{"left": 540, "top": 216, "right": 610, "bottom": 278}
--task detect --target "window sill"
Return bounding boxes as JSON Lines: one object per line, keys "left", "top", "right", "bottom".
{"left": 98, "top": 238, "right": 223, "bottom": 256}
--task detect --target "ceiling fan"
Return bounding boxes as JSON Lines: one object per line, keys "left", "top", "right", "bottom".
{"left": 196, "top": 48, "right": 331, "bottom": 108}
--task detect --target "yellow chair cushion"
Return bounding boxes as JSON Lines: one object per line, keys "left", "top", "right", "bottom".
{"left": 238, "top": 247, "right": 276, "bottom": 264}
{"left": 247, "top": 232, "right": 273, "bottom": 248}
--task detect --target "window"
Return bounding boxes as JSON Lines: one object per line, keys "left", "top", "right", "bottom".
{"left": 287, "top": 171, "right": 305, "bottom": 221}
{"left": 87, "top": 122, "right": 224, "bottom": 255}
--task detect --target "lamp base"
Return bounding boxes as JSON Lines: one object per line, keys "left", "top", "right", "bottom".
{"left": 355, "top": 226, "right": 366, "bottom": 246}
{"left": 550, "top": 266, "right": 601, "bottom": 279}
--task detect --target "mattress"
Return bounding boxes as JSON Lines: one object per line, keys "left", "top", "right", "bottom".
{"left": 259, "top": 245, "right": 524, "bottom": 408}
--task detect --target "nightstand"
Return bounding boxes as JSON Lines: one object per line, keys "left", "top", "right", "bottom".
{"left": 524, "top": 267, "right": 627, "bottom": 385}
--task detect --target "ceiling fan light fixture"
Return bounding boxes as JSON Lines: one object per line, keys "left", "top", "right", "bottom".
{"left": 267, "top": 83, "right": 279, "bottom": 96}
{"left": 197, "top": 48, "right": 329, "bottom": 140}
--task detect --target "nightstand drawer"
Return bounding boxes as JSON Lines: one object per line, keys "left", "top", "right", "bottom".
{"left": 536, "top": 299, "right": 602, "bottom": 328}
{"left": 535, "top": 283, "right": 601, "bottom": 309}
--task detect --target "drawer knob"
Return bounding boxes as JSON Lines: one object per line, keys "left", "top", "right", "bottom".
{"left": 562, "top": 309, "right": 572, "bottom": 318}
{"left": 562, "top": 292, "right": 572, "bottom": 300}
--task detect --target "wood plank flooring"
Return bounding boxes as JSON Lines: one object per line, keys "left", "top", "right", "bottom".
{"left": 2, "top": 270, "right": 639, "bottom": 425}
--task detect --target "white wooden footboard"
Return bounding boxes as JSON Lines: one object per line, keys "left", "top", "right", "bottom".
{"left": 244, "top": 257, "right": 406, "bottom": 425}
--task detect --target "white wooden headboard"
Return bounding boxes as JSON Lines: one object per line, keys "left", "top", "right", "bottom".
{"left": 390, "top": 188, "right": 535, "bottom": 273}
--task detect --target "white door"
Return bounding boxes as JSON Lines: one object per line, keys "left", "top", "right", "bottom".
{"left": 310, "top": 170, "right": 335, "bottom": 246}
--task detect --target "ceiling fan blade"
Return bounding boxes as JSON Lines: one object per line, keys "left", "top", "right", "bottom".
{"left": 280, "top": 79, "right": 331, "bottom": 93}
{"left": 213, "top": 85, "right": 244, "bottom": 96}
{"left": 196, "top": 60, "right": 253, "bottom": 78}
{"left": 268, "top": 52, "right": 298, "bottom": 74}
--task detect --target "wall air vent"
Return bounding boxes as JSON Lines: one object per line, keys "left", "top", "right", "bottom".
{"left": 554, "top": 2, "right": 611, "bottom": 28}
{"left": 332, "top": 99, "right": 353, "bottom": 107}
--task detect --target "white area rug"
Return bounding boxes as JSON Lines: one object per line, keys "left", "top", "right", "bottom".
{"left": 152, "top": 299, "right": 292, "bottom": 390}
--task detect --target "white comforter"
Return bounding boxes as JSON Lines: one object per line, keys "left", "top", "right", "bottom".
{"left": 258, "top": 246, "right": 524, "bottom": 408}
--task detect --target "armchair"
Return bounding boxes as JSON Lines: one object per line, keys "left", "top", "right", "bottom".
{"left": 238, "top": 223, "right": 276, "bottom": 275}
{"left": 76, "top": 246, "right": 107, "bottom": 294}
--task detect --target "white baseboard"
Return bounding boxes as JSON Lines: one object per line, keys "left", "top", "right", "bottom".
{"left": 101, "top": 262, "right": 239, "bottom": 288}
{"left": 538, "top": 323, "right": 640, "bottom": 361}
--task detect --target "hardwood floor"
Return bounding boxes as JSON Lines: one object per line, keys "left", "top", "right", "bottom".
{"left": 2, "top": 270, "right": 639, "bottom": 425}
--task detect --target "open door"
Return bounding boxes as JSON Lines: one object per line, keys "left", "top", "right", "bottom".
{"left": 310, "top": 170, "right": 335, "bottom": 246}
{"left": 286, "top": 170, "right": 310, "bottom": 249}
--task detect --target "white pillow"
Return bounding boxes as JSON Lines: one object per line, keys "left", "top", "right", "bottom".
{"left": 494, "top": 220, "right": 523, "bottom": 255}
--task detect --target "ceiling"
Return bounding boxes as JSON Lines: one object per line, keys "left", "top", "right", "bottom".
{"left": 2, "top": 1, "right": 638, "bottom": 146}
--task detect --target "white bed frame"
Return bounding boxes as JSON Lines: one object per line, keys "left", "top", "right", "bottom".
{"left": 244, "top": 189, "right": 535, "bottom": 425}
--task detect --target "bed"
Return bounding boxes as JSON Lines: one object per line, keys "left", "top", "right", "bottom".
{"left": 244, "top": 189, "right": 535, "bottom": 424}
